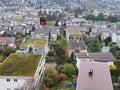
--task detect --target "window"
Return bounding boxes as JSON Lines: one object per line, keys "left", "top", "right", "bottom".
{"left": 6, "top": 79, "right": 10, "bottom": 82}
{"left": 14, "top": 79, "right": 18, "bottom": 82}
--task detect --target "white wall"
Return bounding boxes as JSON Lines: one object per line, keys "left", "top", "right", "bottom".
{"left": 0, "top": 77, "right": 31, "bottom": 90}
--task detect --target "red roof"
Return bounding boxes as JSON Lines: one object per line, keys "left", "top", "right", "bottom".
{"left": 76, "top": 61, "right": 113, "bottom": 90}
{"left": 0, "top": 37, "right": 15, "bottom": 44}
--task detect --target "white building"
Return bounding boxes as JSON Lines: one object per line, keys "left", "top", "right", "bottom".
{"left": 76, "top": 52, "right": 114, "bottom": 68}
{"left": 0, "top": 53, "right": 46, "bottom": 90}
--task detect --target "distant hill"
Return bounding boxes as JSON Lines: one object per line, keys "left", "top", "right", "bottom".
{"left": 82, "top": 0, "right": 103, "bottom": 10}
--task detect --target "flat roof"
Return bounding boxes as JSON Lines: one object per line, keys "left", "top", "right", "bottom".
{"left": 22, "top": 39, "right": 46, "bottom": 48}
{"left": 0, "top": 54, "right": 41, "bottom": 76}
{"left": 76, "top": 61, "right": 113, "bottom": 90}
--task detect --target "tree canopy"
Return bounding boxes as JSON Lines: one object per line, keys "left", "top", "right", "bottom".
{"left": 63, "top": 64, "right": 76, "bottom": 77}
{"left": 86, "top": 37, "right": 101, "bottom": 52}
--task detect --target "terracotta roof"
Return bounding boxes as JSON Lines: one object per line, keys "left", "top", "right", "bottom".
{"left": 76, "top": 61, "right": 113, "bottom": 90}
{"left": 0, "top": 37, "right": 15, "bottom": 44}
{"left": 76, "top": 52, "right": 114, "bottom": 62}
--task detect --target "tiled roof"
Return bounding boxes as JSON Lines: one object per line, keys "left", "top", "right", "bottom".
{"left": 69, "top": 40, "right": 87, "bottom": 50}
{"left": 0, "top": 37, "right": 15, "bottom": 44}
{"left": 76, "top": 61, "right": 113, "bottom": 90}
{"left": 77, "top": 52, "right": 114, "bottom": 62}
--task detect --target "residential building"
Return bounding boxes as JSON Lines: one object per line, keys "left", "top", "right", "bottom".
{"left": 116, "top": 32, "right": 120, "bottom": 48}
{"left": 0, "top": 37, "right": 15, "bottom": 49}
{"left": 32, "top": 26, "right": 59, "bottom": 40}
{"left": 76, "top": 61, "right": 113, "bottom": 90}
{"left": 0, "top": 53, "right": 46, "bottom": 90}
{"left": 76, "top": 52, "right": 114, "bottom": 68}
{"left": 17, "top": 39, "right": 49, "bottom": 55}
{"left": 101, "top": 46, "right": 110, "bottom": 52}
{"left": 69, "top": 39, "right": 87, "bottom": 56}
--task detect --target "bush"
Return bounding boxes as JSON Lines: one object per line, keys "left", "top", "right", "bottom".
{"left": 63, "top": 64, "right": 76, "bottom": 77}
{"left": 54, "top": 73, "right": 68, "bottom": 83}
{"left": 46, "top": 56, "right": 56, "bottom": 62}
{"left": 109, "top": 65, "right": 117, "bottom": 70}
{"left": 110, "top": 69, "right": 120, "bottom": 83}
{"left": 48, "top": 51, "right": 55, "bottom": 56}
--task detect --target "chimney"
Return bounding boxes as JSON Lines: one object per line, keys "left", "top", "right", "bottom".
{"left": 87, "top": 53, "right": 89, "bottom": 57}
{"left": 88, "top": 69, "right": 93, "bottom": 80}
{"left": 77, "top": 39, "right": 79, "bottom": 43}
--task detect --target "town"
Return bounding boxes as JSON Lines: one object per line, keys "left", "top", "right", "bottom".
{"left": 0, "top": 0, "right": 120, "bottom": 90}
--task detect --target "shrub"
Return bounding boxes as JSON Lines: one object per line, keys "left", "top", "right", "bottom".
{"left": 54, "top": 73, "right": 68, "bottom": 83}
{"left": 109, "top": 65, "right": 117, "bottom": 70}
{"left": 63, "top": 64, "right": 76, "bottom": 77}
{"left": 46, "top": 56, "right": 56, "bottom": 62}
{"left": 48, "top": 51, "right": 55, "bottom": 56}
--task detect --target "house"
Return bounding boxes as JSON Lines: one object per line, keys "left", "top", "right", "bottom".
{"left": 65, "top": 26, "right": 86, "bottom": 41}
{"left": 76, "top": 61, "right": 113, "bottom": 90}
{"left": 69, "top": 39, "right": 87, "bottom": 56}
{"left": 76, "top": 52, "right": 114, "bottom": 68}
{"left": 17, "top": 39, "right": 49, "bottom": 55}
{"left": 32, "top": 26, "right": 59, "bottom": 40}
{"left": 0, "top": 37, "right": 15, "bottom": 49}
{"left": 0, "top": 53, "right": 46, "bottom": 90}
{"left": 101, "top": 46, "right": 110, "bottom": 52}
{"left": 116, "top": 31, "right": 120, "bottom": 48}
{"left": 90, "top": 27, "right": 116, "bottom": 40}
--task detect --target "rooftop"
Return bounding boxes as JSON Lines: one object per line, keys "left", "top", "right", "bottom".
{"left": 69, "top": 40, "right": 87, "bottom": 50}
{"left": 22, "top": 39, "right": 46, "bottom": 48}
{"left": 0, "top": 54, "right": 41, "bottom": 76}
{"left": 76, "top": 52, "right": 114, "bottom": 62}
{"left": 76, "top": 61, "right": 113, "bottom": 90}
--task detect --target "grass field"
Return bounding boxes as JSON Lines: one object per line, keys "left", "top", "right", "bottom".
{"left": 22, "top": 39, "right": 46, "bottom": 48}
{"left": 82, "top": 0, "right": 103, "bottom": 10}
{"left": 0, "top": 54, "right": 41, "bottom": 76}
{"left": 47, "top": 21, "right": 56, "bottom": 26}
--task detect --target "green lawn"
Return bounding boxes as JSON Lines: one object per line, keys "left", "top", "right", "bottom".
{"left": 0, "top": 54, "right": 41, "bottom": 76}
{"left": 47, "top": 21, "right": 55, "bottom": 26}
{"left": 22, "top": 39, "right": 46, "bottom": 48}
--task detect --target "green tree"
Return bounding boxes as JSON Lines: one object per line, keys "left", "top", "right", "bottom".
{"left": 54, "top": 20, "right": 59, "bottom": 26}
{"left": 114, "top": 60, "right": 120, "bottom": 69}
{"left": 87, "top": 37, "right": 101, "bottom": 52}
{"left": 95, "top": 13, "right": 105, "bottom": 21}
{"left": 104, "top": 36, "right": 111, "bottom": 46}
{"left": 2, "top": 46, "right": 15, "bottom": 58}
{"left": 60, "top": 39, "right": 69, "bottom": 56}
{"left": 55, "top": 46, "right": 66, "bottom": 65}
{"left": 63, "top": 64, "right": 76, "bottom": 76}
{"left": 43, "top": 66, "right": 58, "bottom": 88}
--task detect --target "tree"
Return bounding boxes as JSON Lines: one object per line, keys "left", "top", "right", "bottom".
{"left": 60, "top": 39, "right": 69, "bottom": 56}
{"left": 104, "top": 36, "right": 111, "bottom": 46}
{"left": 55, "top": 46, "right": 66, "bottom": 65}
{"left": 54, "top": 73, "right": 68, "bottom": 83}
{"left": 87, "top": 37, "right": 101, "bottom": 52}
{"left": 75, "top": 34, "right": 82, "bottom": 40}
{"left": 2, "top": 46, "right": 15, "bottom": 58}
{"left": 43, "top": 66, "right": 58, "bottom": 88}
{"left": 63, "top": 64, "right": 76, "bottom": 77}
{"left": 114, "top": 60, "right": 120, "bottom": 69}
{"left": 95, "top": 13, "right": 105, "bottom": 21}
{"left": 54, "top": 20, "right": 59, "bottom": 26}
